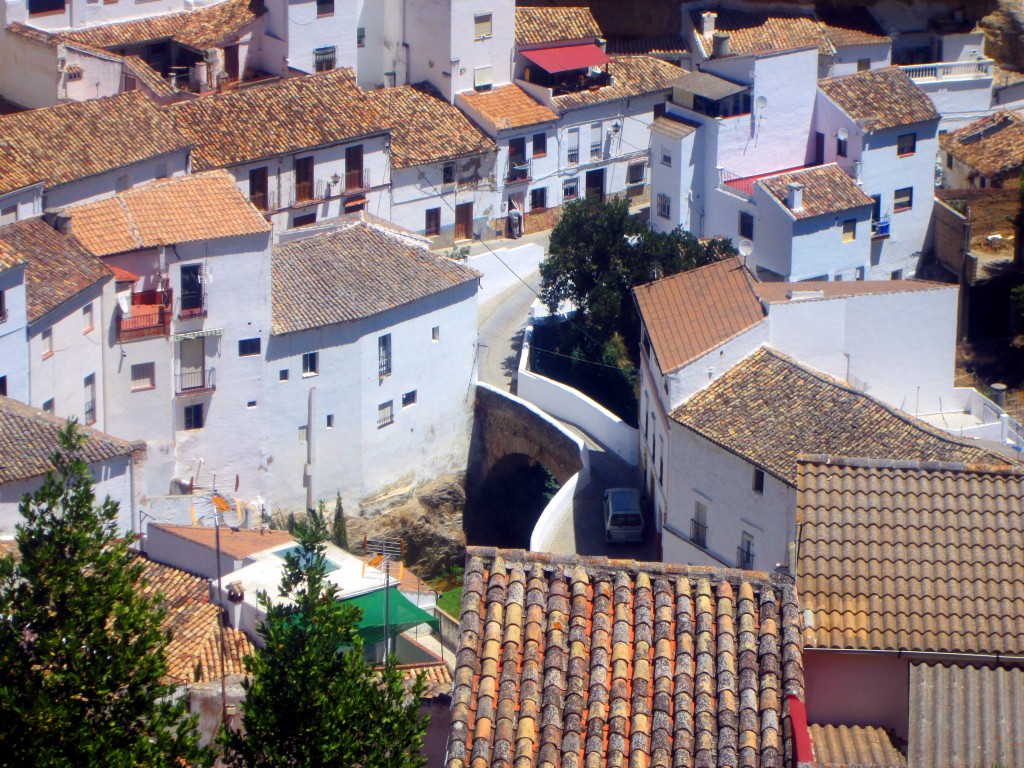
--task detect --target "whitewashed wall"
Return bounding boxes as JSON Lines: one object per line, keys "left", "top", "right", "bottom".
{"left": 0, "top": 185, "right": 42, "bottom": 223}
{"left": 0, "top": 264, "right": 29, "bottom": 402}
{"left": 44, "top": 151, "right": 190, "bottom": 209}
{"left": 830, "top": 42, "right": 891, "bottom": 76}
{"left": 0, "top": 26, "right": 60, "bottom": 108}
{"left": 286, "top": 0, "right": 358, "bottom": 76}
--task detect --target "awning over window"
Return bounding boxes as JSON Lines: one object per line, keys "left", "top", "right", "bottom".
{"left": 342, "top": 587, "right": 438, "bottom": 646}
{"left": 521, "top": 43, "right": 610, "bottom": 74}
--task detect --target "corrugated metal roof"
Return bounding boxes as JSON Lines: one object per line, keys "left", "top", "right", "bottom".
{"left": 909, "top": 663, "right": 1024, "bottom": 768}
{"left": 809, "top": 724, "right": 906, "bottom": 768}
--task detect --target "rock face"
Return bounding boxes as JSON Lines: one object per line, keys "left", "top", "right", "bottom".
{"left": 980, "top": 1, "right": 1024, "bottom": 68}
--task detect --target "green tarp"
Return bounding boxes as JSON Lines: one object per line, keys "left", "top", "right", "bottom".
{"left": 342, "top": 588, "right": 438, "bottom": 646}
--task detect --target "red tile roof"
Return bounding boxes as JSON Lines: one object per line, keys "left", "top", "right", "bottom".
{"left": 515, "top": 7, "right": 601, "bottom": 47}
{"left": 459, "top": 84, "right": 559, "bottom": 132}
{"left": 939, "top": 109, "right": 1024, "bottom": 180}
{"left": 148, "top": 523, "right": 293, "bottom": 560}
{"left": 818, "top": 67, "right": 939, "bottom": 131}
{"left": 552, "top": 55, "right": 680, "bottom": 111}
{"left": 634, "top": 258, "right": 765, "bottom": 373}
{"left": 690, "top": 7, "right": 830, "bottom": 56}
{"left": 758, "top": 164, "right": 875, "bottom": 219}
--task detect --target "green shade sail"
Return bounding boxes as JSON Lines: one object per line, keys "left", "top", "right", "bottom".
{"left": 342, "top": 587, "right": 438, "bottom": 645}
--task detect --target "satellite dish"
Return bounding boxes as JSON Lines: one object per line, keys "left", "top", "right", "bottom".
{"left": 738, "top": 239, "right": 753, "bottom": 257}
{"left": 837, "top": 127, "right": 849, "bottom": 141}
{"left": 755, "top": 95, "right": 767, "bottom": 111}
{"left": 116, "top": 291, "right": 131, "bottom": 314}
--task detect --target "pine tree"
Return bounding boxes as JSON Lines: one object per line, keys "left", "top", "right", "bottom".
{"left": 0, "top": 422, "right": 213, "bottom": 767}
{"left": 220, "top": 507, "right": 426, "bottom": 768}
{"left": 331, "top": 492, "right": 348, "bottom": 551}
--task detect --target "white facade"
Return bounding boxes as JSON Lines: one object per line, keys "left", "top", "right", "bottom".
{"left": 829, "top": 42, "right": 891, "bottom": 77}
{"left": 0, "top": 263, "right": 29, "bottom": 402}
{"left": 390, "top": 156, "right": 499, "bottom": 244}
{"left": 44, "top": 151, "right": 190, "bottom": 210}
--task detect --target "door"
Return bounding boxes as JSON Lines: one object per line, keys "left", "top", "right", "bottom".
{"left": 223, "top": 44, "right": 240, "bottom": 81}
{"left": 345, "top": 145, "right": 364, "bottom": 191}
{"left": 813, "top": 132, "right": 825, "bottom": 166}
{"left": 179, "top": 338, "right": 205, "bottom": 391}
{"left": 585, "top": 168, "right": 605, "bottom": 201}
{"left": 455, "top": 203, "right": 473, "bottom": 241}
{"left": 249, "top": 166, "right": 268, "bottom": 210}
{"left": 294, "top": 157, "right": 314, "bottom": 202}
{"left": 180, "top": 264, "right": 203, "bottom": 316}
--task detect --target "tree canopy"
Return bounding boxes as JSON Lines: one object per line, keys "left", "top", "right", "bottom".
{"left": 0, "top": 422, "right": 212, "bottom": 768}
{"left": 220, "top": 509, "right": 427, "bottom": 768}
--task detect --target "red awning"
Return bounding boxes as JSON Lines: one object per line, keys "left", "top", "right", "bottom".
{"left": 521, "top": 43, "right": 610, "bottom": 74}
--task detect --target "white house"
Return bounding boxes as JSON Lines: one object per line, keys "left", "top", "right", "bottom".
{"left": 0, "top": 91, "right": 190, "bottom": 217}
{"left": 170, "top": 68, "right": 392, "bottom": 233}
{"left": 0, "top": 394, "right": 141, "bottom": 535}
{"left": 0, "top": 253, "right": 28, "bottom": 403}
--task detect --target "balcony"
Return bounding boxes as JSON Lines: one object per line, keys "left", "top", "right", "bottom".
{"left": 179, "top": 290, "right": 206, "bottom": 320}
{"left": 176, "top": 368, "right": 216, "bottom": 395}
{"left": 737, "top": 545, "right": 755, "bottom": 570}
{"left": 117, "top": 289, "right": 173, "bottom": 342}
{"left": 344, "top": 168, "right": 370, "bottom": 193}
{"left": 506, "top": 159, "right": 532, "bottom": 184}
{"left": 900, "top": 58, "right": 993, "bottom": 83}
{"left": 690, "top": 519, "right": 707, "bottom": 549}
{"left": 871, "top": 215, "right": 891, "bottom": 240}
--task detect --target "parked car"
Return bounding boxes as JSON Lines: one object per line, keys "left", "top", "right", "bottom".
{"left": 603, "top": 488, "right": 644, "bottom": 543}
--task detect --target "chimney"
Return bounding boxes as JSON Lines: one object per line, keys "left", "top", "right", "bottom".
{"left": 712, "top": 31, "right": 730, "bottom": 58}
{"left": 786, "top": 183, "right": 804, "bottom": 211}
{"left": 701, "top": 11, "right": 717, "bottom": 36}
{"left": 42, "top": 209, "right": 73, "bottom": 234}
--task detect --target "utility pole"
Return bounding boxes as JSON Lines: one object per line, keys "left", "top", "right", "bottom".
{"left": 364, "top": 535, "right": 404, "bottom": 665}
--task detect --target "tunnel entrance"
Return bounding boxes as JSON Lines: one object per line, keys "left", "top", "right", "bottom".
{"left": 464, "top": 453, "right": 558, "bottom": 549}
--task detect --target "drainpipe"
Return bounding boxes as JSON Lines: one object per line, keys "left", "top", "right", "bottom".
{"left": 306, "top": 386, "right": 317, "bottom": 511}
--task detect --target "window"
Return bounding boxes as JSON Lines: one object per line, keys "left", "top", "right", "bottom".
{"left": 738, "top": 211, "right": 754, "bottom": 240}
{"left": 691, "top": 501, "right": 708, "bottom": 548}
{"left": 279, "top": 369, "right": 289, "bottom": 381}
{"left": 82, "top": 303, "right": 93, "bottom": 333}
{"left": 43, "top": 398, "right": 54, "bottom": 413}
{"left": 377, "top": 400, "right": 394, "bottom": 428}
{"left": 627, "top": 161, "right": 645, "bottom": 185}
{"left": 443, "top": 162, "right": 456, "bottom": 185}
{"left": 567, "top": 128, "right": 579, "bottom": 164}
{"left": 836, "top": 135, "right": 848, "bottom": 158}
{"left": 532, "top": 132, "right": 546, "bottom": 157}
{"left": 474, "top": 13, "right": 492, "bottom": 39}
{"left": 562, "top": 177, "right": 579, "bottom": 201}
{"left": 432, "top": 326, "right": 440, "bottom": 341}
{"left": 0, "top": 206, "right": 16, "bottom": 225}
{"left": 316, "top": 0, "right": 333, "bottom": 15}
{"left": 83, "top": 374, "right": 96, "bottom": 425}
{"left": 657, "top": 436, "right": 664, "bottom": 485}
{"left": 302, "top": 352, "right": 319, "bottom": 376}
{"left": 378, "top": 334, "right": 391, "bottom": 377}
{"left": 28, "top": 0, "right": 65, "bottom": 16}
{"left": 473, "top": 65, "right": 493, "bottom": 91}
{"left": 249, "top": 166, "right": 269, "bottom": 211}
{"left": 656, "top": 193, "right": 671, "bottom": 219}
{"left": 894, "top": 186, "right": 913, "bottom": 212}
{"left": 842, "top": 219, "right": 856, "bottom": 242}
{"left": 42, "top": 328, "right": 53, "bottom": 358}
{"left": 891, "top": 269, "right": 903, "bottom": 280}
{"left": 425, "top": 207, "right": 441, "bottom": 236}
{"left": 292, "top": 213, "right": 317, "bottom": 228}
{"left": 654, "top": 101, "right": 666, "bottom": 119}
{"left": 313, "top": 46, "right": 336, "bottom": 72}
{"left": 326, "top": 413, "right": 334, "bottom": 428}
{"left": 298, "top": 425, "right": 308, "bottom": 443}
{"left": 356, "top": 27, "right": 365, "bottom": 47}
{"left": 294, "top": 156, "right": 314, "bottom": 202}
{"left": 402, "top": 390, "right": 417, "bottom": 407}
{"left": 738, "top": 532, "right": 754, "bottom": 569}
{"left": 897, "top": 133, "right": 916, "bottom": 156}
{"left": 184, "top": 403, "right": 204, "bottom": 430}
{"left": 530, "top": 187, "right": 547, "bottom": 211}
{"left": 857, "top": 58, "right": 870, "bottom": 71}
{"left": 131, "top": 362, "right": 155, "bottom": 391}
{"left": 590, "top": 122, "right": 602, "bottom": 160}
{"left": 753, "top": 468, "right": 765, "bottom": 494}
{"left": 115, "top": 174, "right": 129, "bottom": 192}
{"left": 661, "top": 149, "right": 672, "bottom": 167}
{"left": 0, "top": 376, "right": 6, "bottom": 397}
{"left": 180, "top": 264, "right": 204, "bottom": 317}
{"left": 946, "top": 152, "right": 954, "bottom": 169}
{"left": 248, "top": 400, "right": 257, "bottom": 408}
{"left": 238, "top": 338, "right": 261, "bottom": 357}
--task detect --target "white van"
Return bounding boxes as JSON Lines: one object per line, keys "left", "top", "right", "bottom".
{"left": 603, "top": 488, "right": 644, "bottom": 543}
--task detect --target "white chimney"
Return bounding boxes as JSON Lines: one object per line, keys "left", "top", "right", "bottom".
{"left": 701, "top": 11, "right": 717, "bottom": 36}
{"left": 712, "top": 31, "right": 730, "bottom": 58}
{"left": 786, "top": 182, "right": 804, "bottom": 212}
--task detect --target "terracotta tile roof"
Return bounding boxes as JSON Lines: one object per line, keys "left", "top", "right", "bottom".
{"left": 754, "top": 278, "right": 951, "bottom": 303}
{"left": 909, "top": 663, "right": 1024, "bottom": 768}
{"left": 634, "top": 258, "right": 764, "bottom": 374}
{"left": 605, "top": 35, "right": 688, "bottom": 57}
{"left": 0, "top": 91, "right": 188, "bottom": 196}
{"left": 993, "top": 64, "right": 1024, "bottom": 88}
{"left": 0, "top": 394, "right": 134, "bottom": 484}
{"left": 395, "top": 660, "right": 454, "bottom": 699}
{"left": 808, "top": 724, "right": 906, "bottom": 768}
{"left": 170, "top": 68, "right": 387, "bottom": 169}
{"left": 459, "top": 84, "right": 559, "bottom": 132}
{"left": 122, "top": 55, "right": 176, "bottom": 97}
{"left": 670, "top": 348, "right": 1007, "bottom": 484}
{"left": 138, "top": 556, "right": 253, "bottom": 685}
{"left": 447, "top": 547, "right": 805, "bottom": 768}
{"left": 66, "top": 171, "right": 270, "bottom": 257}
{"left": 650, "top": 113, "right": 699, "bottom": 141}
{"left": 6, "top": 21, "right": 60, "bottom": 46}
{"left": 0, "top": 218, "right": 111, "bottom": 323}
{"left": 797, "top": 456, "right": 1024, "bottom": 654}
{"left": 148, "top": 523, "right": 294, "bottom": 561}
{"left": 272, "top": 219, "right": 479, "bottom": 335}
{"left": 816, "top": 7, "right": 890, "bottom": 49}
{"left": 690, "top": 8, "right": 830, "bottom": 56}
{"left": 758, "top": 164, "right": 874, "bottom": 220}
{"left": 366, "top": 83, "right": 494, "bottom": 168}
{"left": 818, "top": 67, "right": 939, "bottom": 131}
{"left": 553, "top": 55, "right": 679, "bottom": 111}
{"left": 939, "top": 109, "right": 1024, "bottom": 180}
{"left": 515, "top": 7, "right": 601, "bottom": 47}
{"left": 64, "top": 0, "right": 263, "bottom": 52}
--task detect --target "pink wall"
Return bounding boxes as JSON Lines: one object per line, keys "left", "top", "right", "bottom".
{"left": 804, "top": 650, "right": 910, "bottom": 741}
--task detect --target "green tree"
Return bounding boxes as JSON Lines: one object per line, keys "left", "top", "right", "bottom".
{"left": 0, "top": 422, "right": 213, "bottom": 768}
{"left": 330, "top": 493, "right": 348, "bottom": 551}
{"left": 220, "top": 508, "right": 427, "bottom": 768}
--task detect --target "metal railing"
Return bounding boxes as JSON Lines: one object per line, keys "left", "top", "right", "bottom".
{"left": 377, "top": 408, "right": 394, "bottom": 428}
{"left": 176, "top": 368, "right": 216, "bottom": 394}
{"left": 737, "top": 546, "right": 755, "bottom": 570}
{"left": 506, "top": 159, "right": 531, "bottom": 183}
{"left": 378, "top": 353, "right": 391, "bottom": 378}
{"left": 900, "top": 58, "right": 993, "bottom": 82}
{"left": 567, "top": 147, "right": 579, "bottom": 165}
{"left": 117, "top": 289, "right": 173, "bottom": 341}
{"left": 590, "top": 141, "right": 603, "bottom": 160}
{"left": 690, "top": 519, "right": 707, "bottom": 549}
{"left": 345, "top": 168, "right": 370, "bottom": 193}
{"left": 179, "top": 289, "right": 206, "bottom": 320}
{"left": 84, "top": 399, "right": 96, "bottom": 426}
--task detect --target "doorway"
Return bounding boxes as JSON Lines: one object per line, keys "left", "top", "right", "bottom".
{"left": 455, "top": 202, "right": 473, "bottom": 241}
{"left": 223, "top": 44, "right": 240, "bottom": 81}
{"left": 585, "top": 168, "right": 605, "bottom": 201}
{"left": 813, "top": 132, "right": 825, "bottom": 166}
